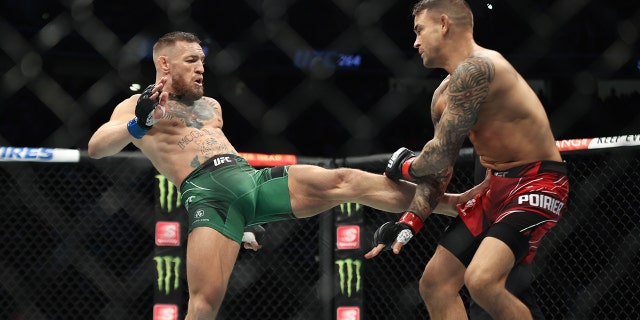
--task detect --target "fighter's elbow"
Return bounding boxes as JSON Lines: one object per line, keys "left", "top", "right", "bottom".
{"left": 87, "top": 139, "right": 108, "bottom": 159}
{"left": 86, "top": 144, "right": 102, "bottom": 159}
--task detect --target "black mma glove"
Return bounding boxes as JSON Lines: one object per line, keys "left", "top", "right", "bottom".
{"left": 242, "top": 225, "right": 266, "bottom": 250}
{"left": 372, "top": 212, "right": 423, "bottom": 250}
{"left": 127, "top": 84, "right": 162, "bottom": 138}
{"left": 385, "top": 147, "right": 419, "bottom": 182}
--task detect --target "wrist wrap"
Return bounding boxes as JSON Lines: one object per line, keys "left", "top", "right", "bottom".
{"left": 127, "top": 117, "right": 149, "bottom": 139}
{"left": 401, "top": 157, "right": 417, "bottom": 181}
{"left": 398, "top": 212, "right": 423, "bottom": 234}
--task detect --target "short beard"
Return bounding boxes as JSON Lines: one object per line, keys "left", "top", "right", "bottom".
{"left": 171, "top": 77, "right": 204, "bottom": 102}
{"left": 422, "top": 47, "right": 443, "bottom": 69}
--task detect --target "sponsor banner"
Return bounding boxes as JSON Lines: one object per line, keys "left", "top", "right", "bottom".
{"left": 336, "top": 306, "right": 360, "bottom": 320}
{"left": 555, "top": 138, "right": 592, "bottom": 151}
{"left": 556, "top": 135, "right": 640, "bottom": 151}
{"left": 0, "top": 146, "right": 80, "bottom": 162}
{"left": 154, "top": 255, "right": 182, "bottom": 295}
{"left": 154, "top": 171, "right": 187, "bottom": 317}
{"left": 239, "top": 152, "right": 298, "bottom": 167}
{"left": 156, "top": 222, "right": 181, "bottom": 246}
{"left": 153, "top": 304, "right": 178, "bottom": 320}
{"left": 336, "top": 225, "right": 360, "bottom": 250}
{"left": 335, "top": 258, "right": 362, "bottom": 298}
{"left": 333, "top": 202, "right": 363, "bottom": 312}
{"left": 336, "top": 202, "right": 364, "bottom": 223}
{"left": 156, "top": 174, "right": 182, "bottom": 213}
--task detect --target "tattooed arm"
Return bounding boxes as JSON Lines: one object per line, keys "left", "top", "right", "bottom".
{"left": 408, "top": 56, "right": 495, "bottom": 220}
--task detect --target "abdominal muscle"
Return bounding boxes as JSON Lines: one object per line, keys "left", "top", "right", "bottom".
{"left": 470, "top": 122, "right": 562, "bottom": 171}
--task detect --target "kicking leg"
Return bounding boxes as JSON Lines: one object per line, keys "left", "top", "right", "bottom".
{"left": 287, "top": 165, "right": 415, "bottom": 218}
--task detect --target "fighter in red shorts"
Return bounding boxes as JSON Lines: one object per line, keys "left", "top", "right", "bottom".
{"left": 365, "top": 1, "right": 569, "bottom": 319}
{"left": 445, "top": 161, "right": 569, "bottom": 267}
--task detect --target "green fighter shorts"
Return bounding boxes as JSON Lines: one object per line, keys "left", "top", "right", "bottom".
{"left": 180, "top": 154, "right": 295, "bottom": 243}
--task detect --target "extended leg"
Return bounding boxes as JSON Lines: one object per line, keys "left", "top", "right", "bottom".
{"left": 287, "top": 165, "right": 415, "bottom": 218}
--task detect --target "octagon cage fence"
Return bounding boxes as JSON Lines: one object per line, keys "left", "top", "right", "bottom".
{"left": 1, "top": 136, "right": 640, "bottom": 320}
{"left": 2, "top": 0, "right": 640, "bottom": 319}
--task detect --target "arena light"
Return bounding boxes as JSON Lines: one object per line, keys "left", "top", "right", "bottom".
{"left": 130, "top": 83, "right": 141, "bottom": 92}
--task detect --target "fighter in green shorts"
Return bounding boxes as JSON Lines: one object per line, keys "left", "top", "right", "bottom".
{"left": 88, "top": 31, "right": 453, "bottom": 319}
{"left": 180, "top": 154, "right": 295, "bottom": 243}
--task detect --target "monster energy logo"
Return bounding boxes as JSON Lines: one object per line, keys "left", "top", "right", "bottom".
{"left": 154, "top": 256, "right": 181, "bottom": 295}
{"left": 156, "top": 174, "right": 181, "bottom": 212}
{"left": 339, "top": 203, "right": 362, "bottom": 217}
{"left": 335, "top": 259, "right": 362, "bottom": 297}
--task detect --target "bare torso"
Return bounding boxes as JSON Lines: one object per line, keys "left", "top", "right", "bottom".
{"left": 133, "top": 96, "right": 237, "bottom": 186}
{"left": 432, "top": 49, "right": 561, "bottom": 171}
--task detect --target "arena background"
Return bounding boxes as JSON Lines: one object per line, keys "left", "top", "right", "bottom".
{"left": 1, "top": 0, "right": 640, "bottom": 319}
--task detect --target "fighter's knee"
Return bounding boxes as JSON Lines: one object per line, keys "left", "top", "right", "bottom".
{"left": 334, "top": 168, "right": 358, "bottom": 184}
{"left": 418, "top": 269, "right": 440, "bottom": 300}
{"left": 328, "top": 168, "right": 361, "bottom": 194}
{"left": 464, "top": 268, "right": 496, "bottom": 302}
{"left": 187, "top": 299, "right": 214, "bottom": 318}
{"left": 187, "top": 290, "right": 225, "bottom": 318}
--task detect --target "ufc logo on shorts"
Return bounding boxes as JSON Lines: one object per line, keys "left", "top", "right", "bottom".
{"left": 213, "top": 156, "right": 232, "bottom": 166}
{"left": 517, "top": 193, "right": 564, "bottom": 215}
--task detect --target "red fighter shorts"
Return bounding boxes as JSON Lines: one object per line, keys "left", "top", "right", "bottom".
{"left": 443, "top": 161, "right": 569, "bottom": 266}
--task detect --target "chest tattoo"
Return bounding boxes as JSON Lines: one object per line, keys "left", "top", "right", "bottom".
{"left": 167, "top": 99, "right": 218, "bottom": 129}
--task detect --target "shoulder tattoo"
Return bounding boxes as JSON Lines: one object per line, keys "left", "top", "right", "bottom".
{"left": 442, "top": 56, "right": 495, "bottom": 140}
{"left": 448, "top": 56, "right": 495, "bottom": 112}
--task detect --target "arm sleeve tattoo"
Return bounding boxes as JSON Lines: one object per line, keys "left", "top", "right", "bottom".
{"left": 408, "top": 56, "right": 495, "bottom": 218}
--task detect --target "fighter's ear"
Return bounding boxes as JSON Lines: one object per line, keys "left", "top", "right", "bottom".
{"left": 440, "top": 14, "right": 450, "bottom": 34}
{"left": 157, "top": 55, "right": 170, "bottom": 73}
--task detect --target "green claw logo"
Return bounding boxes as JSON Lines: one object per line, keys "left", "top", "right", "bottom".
{"left": 156, "top": 174, "right": 182, "bottom": 212}
{"left": 339, "top": 203, "right": 362, "bottom": 217}
{"left": 335, "top": 259, "right": 362, "bottom": 297}
{"left": 154, "top": 256, "right": 181, "bottom": 295}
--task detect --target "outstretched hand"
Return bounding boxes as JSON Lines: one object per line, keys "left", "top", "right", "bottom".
{"left": 150, "top": 77, "right": 169, "bottom": 121}
{"left": 364, "top": 214, "right": 422, "bottom": 259}
{"left": 364, "top": 241, "right": 405, "bottom": 259}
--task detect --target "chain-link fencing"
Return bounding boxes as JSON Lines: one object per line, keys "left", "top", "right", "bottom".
{"left": 2, "top": 146, "right": 640, "bottom": 319}
{"left": 1, "top": 0, "right": 640, "bottom": 319}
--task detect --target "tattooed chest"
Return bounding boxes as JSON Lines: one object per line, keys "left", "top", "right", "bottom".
{"left": 166, "top": 100, "right": 220, "bottom": 129}
{"left": 176, "top": 128, "right": 232, "bottom": 156}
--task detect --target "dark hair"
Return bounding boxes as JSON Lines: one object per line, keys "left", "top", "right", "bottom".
{"left": 153, "top": 31, "right": 201, "bottom": 54}
{"left": 412, "top": 0, "right": 473, "bottom": 29}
